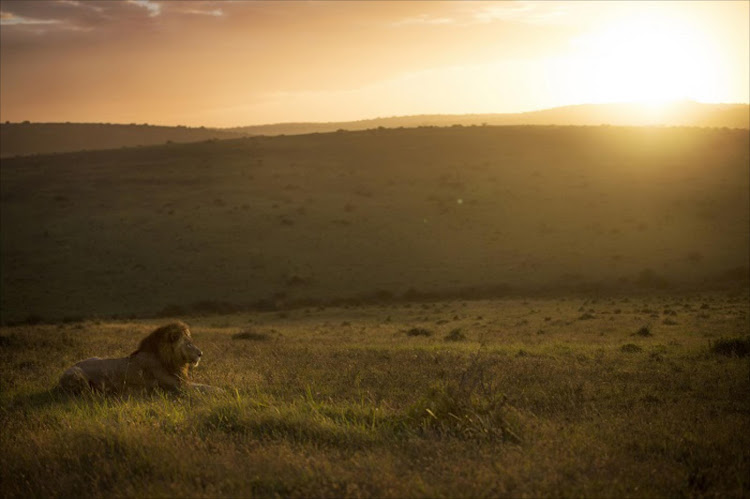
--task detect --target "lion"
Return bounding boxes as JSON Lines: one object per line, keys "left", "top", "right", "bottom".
{"left": 58, "top": 321, "right": 222, "bottom": 394}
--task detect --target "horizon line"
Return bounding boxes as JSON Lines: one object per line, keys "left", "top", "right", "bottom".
{"left": 2, "top": 99, "right": 748, "bottom": 130}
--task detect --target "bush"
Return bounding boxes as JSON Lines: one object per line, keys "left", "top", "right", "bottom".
{"left": 406, "top": 327, "right": 432, "bottom": 337}
{"left": 232, "top": 330, "right": 271, "bottom": 341}
{"left": 620, "top": 343, "right": 643, "bottom": 353}
{"left": 635, "top": 326, "right": 652, "bottom": 337}
{"left": 444, "top": 328, "right": 466, "bottom": 342}
{"left": 710, "top": 337, "right": 750, "bottom": 357}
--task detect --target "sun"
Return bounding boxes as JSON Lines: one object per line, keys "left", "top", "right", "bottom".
{"left": 573, "top": 12, "right": 723, "bottom": 105}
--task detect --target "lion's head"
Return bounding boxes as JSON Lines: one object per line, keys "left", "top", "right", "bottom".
{"left": 130, "top": 321, "right": 202, "bottom": 378}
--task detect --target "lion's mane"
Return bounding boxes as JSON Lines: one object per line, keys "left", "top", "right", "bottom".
{"left": 130, "top": 321, "right": 192, "bottom": 379}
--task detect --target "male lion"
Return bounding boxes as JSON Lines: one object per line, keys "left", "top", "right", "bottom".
{"left": 58, "top": 321, "right": 221, "bottom": 394}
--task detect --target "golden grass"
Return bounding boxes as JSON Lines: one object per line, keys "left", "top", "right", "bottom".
{"left": 1, "top": 293, "right": 748, "bottom": 497}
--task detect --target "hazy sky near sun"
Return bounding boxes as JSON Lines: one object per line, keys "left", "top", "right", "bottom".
{"left": 1, "top": 1, "right": 748, "bottom": 127}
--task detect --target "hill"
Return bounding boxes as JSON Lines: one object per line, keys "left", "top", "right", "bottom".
{"left": 1, "top": 125, "right": 748, "bottom": 322}
{"left": 229, "top": 101, "right": 750, "bottom": 136}
{"left": 0, "top": 122, "right": 244, "bottom": 158}
{"left": 2, "top": 102, "right": 747, "bottom": 158}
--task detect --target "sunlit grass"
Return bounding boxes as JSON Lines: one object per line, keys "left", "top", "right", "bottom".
{"left": 1, "top": 293, "right": 748, "bottom": 497}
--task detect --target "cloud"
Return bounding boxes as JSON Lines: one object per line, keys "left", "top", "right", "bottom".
{"left": 389, "top": 2, "right": 570, "bottom": 29}
{"left": 0, "top": 2, "right": 106, "bottom": 34}
{"left": 390, "top": 14, "right": 455, "bottom": 27}
{"left": 182, "top": 8, "right": 224, "bottom": 17}
{"left": 0, "top": 11, "right": 62, "bottom": 26}
{"left": 0, "top": 1, "right": 227, "bottom": 36}
{"left": 57, "top": 1, "right": 105, "bottom": 13}
{"left": 470, "top": 2, "right": 569, "bottom": 26}
{"left": 127, "top": 0, "right": 162, "bottom": 18}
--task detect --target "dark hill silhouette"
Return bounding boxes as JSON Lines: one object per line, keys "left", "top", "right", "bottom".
{"left": 2, "top": 101, "right": 746, "bottom": 158}
{"left": 229, "top": 101, "right": 749, "bottom": 136}
{"left": 0, "top": 122, "right": 244, "bottom": 158}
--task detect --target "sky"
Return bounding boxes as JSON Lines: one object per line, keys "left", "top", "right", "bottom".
{"left": 0, "top": 0, "right": 748, "bottom": 127}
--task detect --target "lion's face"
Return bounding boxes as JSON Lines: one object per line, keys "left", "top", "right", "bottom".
{"left": 174, "top": 333, "right": 203, "bottom": 367}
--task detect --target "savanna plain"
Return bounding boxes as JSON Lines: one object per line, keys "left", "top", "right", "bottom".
{"left": 1, "top": 124, "right": 749, "bottom": 497}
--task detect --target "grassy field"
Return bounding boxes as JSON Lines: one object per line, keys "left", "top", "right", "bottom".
{"left": 1, "top": 292, "right": 748, "bottom": 498}
{"left": 2, "top": 125, "right": 748, "bottom": 324}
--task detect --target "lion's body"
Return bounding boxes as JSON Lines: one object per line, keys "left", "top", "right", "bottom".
{"left": 59, "top": 353, "right": 180, "bottom": 392}
{"left": 58, "top": 321, "right": 221, "bottom": 394}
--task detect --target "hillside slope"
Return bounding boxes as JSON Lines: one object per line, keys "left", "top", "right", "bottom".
{"left": 0, "top": 122, "right": 243, "bottom": 158}
{"left": 3, "top": 102, "right": 746, "bottom": 158}
{"left": 229, "top": 101, "right": 750, "bottom": 136}
{"left": 1, "top": 126, "right": 748, "bottom": 322}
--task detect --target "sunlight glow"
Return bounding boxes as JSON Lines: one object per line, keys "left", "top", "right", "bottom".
{"left": 572, "top": 12, "right": 722, "bottom": 105}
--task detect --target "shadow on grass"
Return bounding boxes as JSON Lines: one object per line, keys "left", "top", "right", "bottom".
{"left": 3, "top": 389, "right": 74, "bottom": 411}
{"left": 2, "top": 385, "right": 201, "bottom": 413}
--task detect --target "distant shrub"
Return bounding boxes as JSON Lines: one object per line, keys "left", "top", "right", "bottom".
{"left": 620, "top": 343, "right": 643, "bottom": 353}
{"left": 407, "top": 327, "right": 432, "bottom": 337}
{"left": 710, "top": 337, "right": 750, "bottom": 357}
{"left": 635, "top": 326, "right": 652, "bottom": 337}
{"left": 232, "top": 330, "right": 271, "bottom": 341}
{"left": 444, "top": 328, "right": 466, "bottom": 342}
